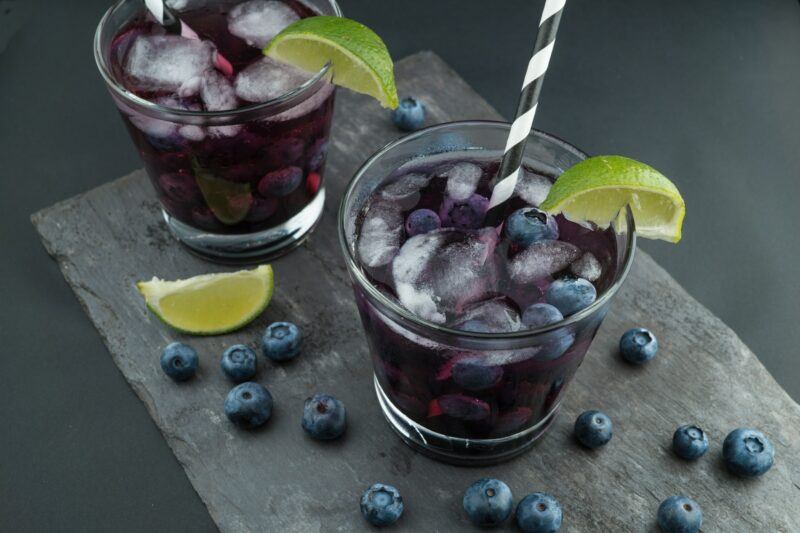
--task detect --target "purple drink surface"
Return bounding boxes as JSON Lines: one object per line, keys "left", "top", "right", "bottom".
{"left": 107, "top": 0, "right": 335, "bottom": 234}
{"left": 353, "top": 152, "right": 620, "bottom": 439}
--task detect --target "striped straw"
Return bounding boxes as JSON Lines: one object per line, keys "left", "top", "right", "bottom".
{"left": 144, "top": 0, "right": 234, "bottom": 76}
{"left": 486, "top": 0, "right": 567, "bottom": 215}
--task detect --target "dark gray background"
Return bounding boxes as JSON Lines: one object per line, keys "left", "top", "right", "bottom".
{"left": 1, "top": 0, "right": 798, "bottom": 531}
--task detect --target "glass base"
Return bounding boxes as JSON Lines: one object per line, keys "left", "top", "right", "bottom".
{"left": 374, "top": 376, "right": 559, "bottom": 466}
{"left": 163, "top": 189, "right": 325, "bottom": 264}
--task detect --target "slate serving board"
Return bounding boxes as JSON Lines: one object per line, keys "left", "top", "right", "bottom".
{"left": 32, "top": 52, "right": 800, "bottom": 532}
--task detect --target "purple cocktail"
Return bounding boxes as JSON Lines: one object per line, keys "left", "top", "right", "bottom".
{"left": 340, "top": 123, "right": 635, "bottom": 464}
{"left": 95, "top": 0, "right": 340, "bottom": 262}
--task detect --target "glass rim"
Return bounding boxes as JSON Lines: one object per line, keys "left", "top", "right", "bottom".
{"left": 338, "top": 120, "right": 637, "bottom": 340}
{"left": 93, "top": 0, "right": 342, "bottom": 120}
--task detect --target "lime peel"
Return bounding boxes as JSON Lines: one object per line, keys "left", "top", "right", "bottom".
{"left": 137, "top": 265, "right": 274, "bottom": 335}
{"left": 540, "top": 155, "right": 685, "bottom": 243}
{"left": 264, "top": 16, "right": 398, "bottom": 108}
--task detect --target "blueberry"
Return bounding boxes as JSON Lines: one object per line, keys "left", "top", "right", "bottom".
{"left": 405, "top": 208, "right": 441, "bottom": 237}
{"left": 435, "top": 394, "right": 491, "bottom": 422}
{"left": 452, "top": 358, "right": 503, "bottom": 391}
{"left": 522, "top": 303, "right": 563, "bottom": 328}
{"left": 546, "top": 277, "right": 597, "bottom": 316}
{"left": 220, "top": 344, "right": 257, "bottom": 382}
{"left": 619, "top": 327, "right": 658, "bottom": 364}
{"left": 360, "top": 483, "right": 404, "bottom": 527}
{"left": 257, "top": 166, "right": 303, "bottom": 197}
{"left": 515, "top": 492, "right": 563, "bottom": 533}
{"left": 262, "top": 322, "right": 301, "bottom": 362}
{"left": 391, "top": 97, "right": 426, "bottom": 131}
{"left": 521, "top": 303, "right": 573, "bottom": 358}
{"left": 506, "top": 207, "right": 559, "bottom": 246}
{"left": 462, "top": 478, "right": 513, "bottom": 527}
{"left": 224, "top": 382, "right": 273, "bottom": 429}
{"left": 672, "top": 425, "right": 709, "bottom": 460}
{"left": 574, "top": 410, "right": 612, "bottom": 449}
{"left": 302, "top": 393, "right": 346, "bottom": 440}
{"left": 439, "top": 193, "right": 489, "bottom": 229}
{"left": 158, "top": 172, "right": 202, "bottom": 203}
{"left": 722, "top": 428, "right": 774, "bottom": 477}
{"left": 657, "top": 495, "right": 702, "bottom": 533}
{"left": 245, "top": 197, "right": 278, "bottom": 223}
{"left": 160, "top": 342, "right": 199, "bottom": 381}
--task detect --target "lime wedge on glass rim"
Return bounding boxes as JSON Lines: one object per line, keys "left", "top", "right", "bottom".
{"left": 264, "top": 16, "right": 398, "bottom": 108}
{"left": 540, "top": 156, "right": 686, "bottom": 243}
{"left": 136, "top": 265, "right": 274, "bottom": 335}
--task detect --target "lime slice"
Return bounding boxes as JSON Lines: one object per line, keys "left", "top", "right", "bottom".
{"left": 540, "top": 155, "right": 686, "bottom": 243}
{"left": 264, "top": 16, "right": 398, "bottom": 108}
{"left": 137, "top": 265, "right": 274, "bottom": 335}
{"left": 193, "top": 162, "right": 253, "bottom": 225}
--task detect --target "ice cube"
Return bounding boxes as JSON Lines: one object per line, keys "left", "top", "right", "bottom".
{"left": 124, "top": 35, "right": 213, "bottom": 92}
{"left": 129, "top": 96, "right": 197, "bottom": 139}
{"left": 234, "top": 56, "right": 312, "bottom": 103}
{"left": 450, "top": 297, "right": 523, "bottom": 333}
{"left": 227, "top": 0, "right": 299, "bottom": 48}
{"left": 392, "top": 228, "right": 499, "bottom": 323}
{"left": 515, "top": 169, "right": 552, "bottom": 206}
{"left": 380, "top": 173, "right": 430, "bottom": 201}
{"left": 201, "top": 69, "right": 238, "bottom": 111}
{"left": 508, "top": 240, "right": 581, "bottom": 284}
{"left": 443, "top": 162, "right": 482, "bottom": 201}
{"left": 357, "top": 200, "right": 404, "bottom": 268}
{"left": 569, "top": 252, "right": 602, "bottom": 282}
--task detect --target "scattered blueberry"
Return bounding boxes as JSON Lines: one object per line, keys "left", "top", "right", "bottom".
{"left": 220, "top": 344, "right": 257, "bottom": 382}
{"left": 619, "top": 327, "right": 659, "bottom": 364}
{"left": 262, "top": 322, "right": 302, "bottom": 362}
{"left": 723, "top": 428, "right": 774, "bottom": 477}
{"left": 360, "top": 483, "right": 404, "bottom": 527}
{"left": 405, "top": 208, "right": 441, "bottom": 237}
{"left": 391, "top": 97, "right": 426, "bottom": 131}
{"left": 160, "top": 342, "right": 199, "bottom": 382}
{"left": 302, "top": 393, "right": 347, "bottom": 440}
{"left": 506, "top": 207, "right": 559, "bottom": 246}
{"left": 522, "top": 303, "right": 563, "bottom": 328}
{"left": 657, "top": 495, "right": 702, "bottom": 533}
{"left": 452, "top": 357, "right": 503, "bottom": 391}
{"left": 516, "top": 492, "right": 563, "bottom": 533}
{"left": 462, "top": 478, "right": 514, "bottom": 527}
{"left": 574, "top": 410, "right": 613, "bottom": 449}
{"left": 224, "top": 382, "right": 273, "bottom": 429}
{"left": 672, "top": 425, "right": 709, "bottom": 460}
{"left": 257, "top": 166, "right": 303, "bottom": 197}
{"left": 439, "top": 193, "right": 490, "bottom": 229}
{"left": 546, "top": 277, "right": 597, "bottom": 316}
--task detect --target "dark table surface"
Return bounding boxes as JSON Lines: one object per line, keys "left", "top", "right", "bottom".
{"left": 2, "top": 1, "right": 798, "bottom": 531}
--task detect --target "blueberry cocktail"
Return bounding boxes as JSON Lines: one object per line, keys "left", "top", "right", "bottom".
{"left": 95, "top": 0, "right": 340, "bottom": 261}
{"left": 340, "top": 123, "right": 635, "bottom": 463}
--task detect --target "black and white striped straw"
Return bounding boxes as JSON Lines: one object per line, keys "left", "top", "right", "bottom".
{"left": 487, "top": 0, "right": 567, "bottom": 216}
{"left": 144, "top": 0, "right": 234, "bottom": 76}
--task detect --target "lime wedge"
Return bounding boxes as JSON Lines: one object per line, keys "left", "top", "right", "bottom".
{"left": 264, "top": 16, "right": 398, "bottom": 108}
{"left": 540, "top": 156, "right": 686, "bottom": 243}
{"left": 193, "top": 162, "right": 253, "bottom": 225}
{"left": 137, "top": 265, "right": 274, "bottom": 335}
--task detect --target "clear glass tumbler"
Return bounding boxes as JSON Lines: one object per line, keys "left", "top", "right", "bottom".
{"left": 339, "top": 121, "right": 636, "bottom": 464}
{"left": 94, "top": 0, "right": 341, "bottom": 263}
